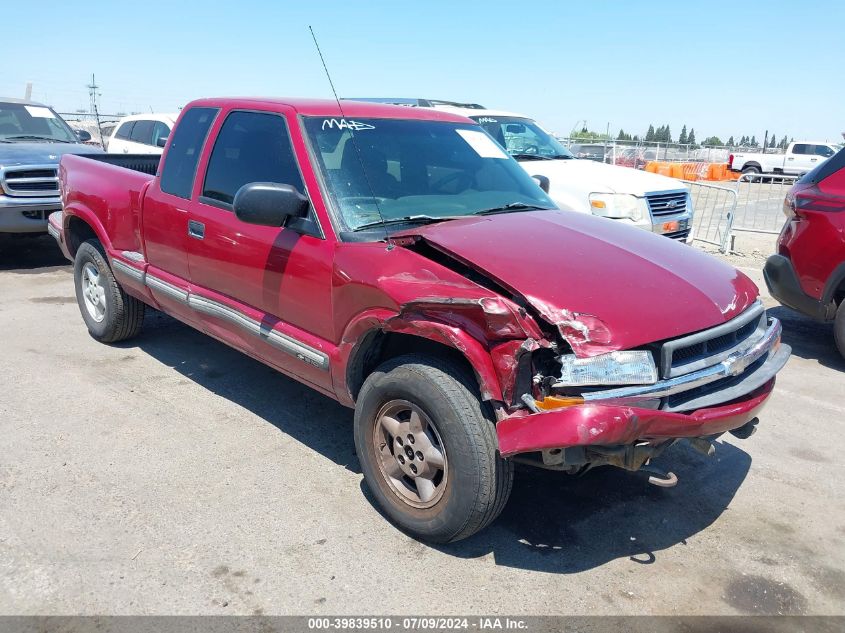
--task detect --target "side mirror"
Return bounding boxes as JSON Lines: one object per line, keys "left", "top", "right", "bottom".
{"left": 531, "top": 174, "right": 550, "bottom": 193}
{"left": 156, "top": 136, "right": 168, "bottom": 148}
{"left": 234, "top": 182, "right": 309, "bottom": 227}
{"left": 76, "top": 129, "right": 92, "bottom": 142}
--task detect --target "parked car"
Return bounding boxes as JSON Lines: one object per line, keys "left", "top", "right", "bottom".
{"left": 0, "top": 97, "right": 102, "bottom": 235}
{"left": 569, "top": 142, "right": 610, "bottom": 163}
{"left": 107, "top": 113, "right": 177, "bottom": 155}
{"left": 52, "top": 97, "right": 789, "bottom": 543}
{"left": 729, "top": 142, "right": 838, "bottom": 176}
{"left": 764, "top": 147, "right": 845, "bottom": 356}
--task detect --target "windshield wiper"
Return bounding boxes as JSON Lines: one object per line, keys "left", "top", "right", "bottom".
{"left": 353, "top": 215, "right": 461, "bottom": 232}
{"left": 474, "top": 202, "right": 555, "bottom": 216}
{"left": 3, "top": 135, "right": 72, "bottom": 143}
{"left": 551, "top": 154, "right": 575, "bottom": 159}
{"left": 510, "top": 153, "right": 554, "bottom": 160}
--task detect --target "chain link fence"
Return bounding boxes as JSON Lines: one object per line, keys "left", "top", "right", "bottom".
{"left": 556, "top": 138, "right": 790, "bottom": 167}
{"left": 58, "top": 112, "right": 123, "bottom": 149}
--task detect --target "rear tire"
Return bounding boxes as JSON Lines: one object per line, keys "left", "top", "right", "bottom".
{"left": 834, "top": 301, "right": 845, "bottom": 359}
{"left": 742, "top": 165, "right": 762, "bottom": 175}
{"left": 74, "top": 239, "right": 145, "bottom": 343}
{"left": 354, "top": 354, "right": 513, "bottom": 543}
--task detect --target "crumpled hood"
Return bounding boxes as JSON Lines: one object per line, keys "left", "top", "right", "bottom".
{"left": 521, "top": 158, "right": 685, "bottom": 196}
{"left": 395, "top": 210, "right": 758, "bottom": 355}
{"left": 0, "top": 142, "right": 102, "bottom": 168}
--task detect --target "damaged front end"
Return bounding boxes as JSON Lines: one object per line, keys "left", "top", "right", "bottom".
{"left": 498, "top": 300, "right": 789, "bottom": 483}
{"left": 384, "top": 234, "right": 790, "bottom": 485}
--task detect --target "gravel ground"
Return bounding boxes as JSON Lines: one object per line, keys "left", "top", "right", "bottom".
{"left": 1, "top": 235, "right": 843, "bottom": 616}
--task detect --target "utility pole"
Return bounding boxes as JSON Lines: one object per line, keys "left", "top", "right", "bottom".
{"left": 86, "top": 74, "right": 104, "bottom": 146}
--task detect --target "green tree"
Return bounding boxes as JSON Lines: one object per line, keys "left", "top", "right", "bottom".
{"left": 779, "top": 135, "right": 788, "bottom": 149}
{"left": 727, "top": 135, "right": 735, "bottom": 146}
{"left": 687, "top": 128, "right": 695, "bottom": 145}
{"left": 769, "top": 135, "right": 777, "bottom": 148}
{"left": 750, "top": 135, "right": 757, "bottom": 147}
{"left": 702, "top": 135, "right": 723, "bottom": 146}
{"left": 679, "top": 125, "right": 688, "bottom": 145}
{"left": 645, "top": 124, "right": 655, "bottom": 142}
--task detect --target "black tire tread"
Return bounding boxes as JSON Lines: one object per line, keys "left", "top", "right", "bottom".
{"left": 76, "top": 239, "right": 145, "bottom": 343}
{"left": 835, "top": 301, "right": 845, "bottom": 359}
{"left": 358, "top": 353, "right": 513, "bottom": 542}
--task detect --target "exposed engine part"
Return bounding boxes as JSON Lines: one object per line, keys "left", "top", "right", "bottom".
{"left": 688, "top": 437, "right": 716, "bottom": 457}
{"left": 639, "top": 466, "right": 678, "bottom": 488}
{"left": 520, "top": 393, "right": 541, "bottom": 413}
{"left": 730, "top": 417, "right": 759, "bottom": 439}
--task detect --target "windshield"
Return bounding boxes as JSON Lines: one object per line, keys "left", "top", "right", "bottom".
{"left": 0, "top": 102, "right": 78, "bottom": 143}
{"left": 303, "top": 117, "right": 555, "bottom": 233}
{"left": 470, "top": 115, "right": 574, "bottom": 159}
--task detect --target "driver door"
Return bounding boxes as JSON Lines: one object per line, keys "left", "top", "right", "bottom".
{"left": 185, "top": 107, "right": 335, "bottom": 391}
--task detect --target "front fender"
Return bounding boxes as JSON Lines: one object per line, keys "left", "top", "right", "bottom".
{"left": 334, "top": 308, "right": 505, "bottom": 407}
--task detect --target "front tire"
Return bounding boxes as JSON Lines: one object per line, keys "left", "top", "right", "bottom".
{"left": 73, "top": 239, "right": 145, "bottom": 343}
{"left": 354, "top": 354, "right": 513, "bottom": 543}
{"left": 834, "top": 301, "right": 845, "bottom": 359}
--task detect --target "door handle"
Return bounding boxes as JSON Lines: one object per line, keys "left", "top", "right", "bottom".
{"left": 188, "top": 220, "right": 205, "bottom": 240}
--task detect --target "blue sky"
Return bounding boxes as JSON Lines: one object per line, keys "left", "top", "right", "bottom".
{"left": 3, "top": 0, "right": 842, "bottom": 142}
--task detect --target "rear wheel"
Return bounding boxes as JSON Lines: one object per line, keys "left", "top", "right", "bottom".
{"left": 742, "top": 164, "right": 761, "bottom": 175}
{"left": 354, "top": 354, "right": 513, "bottom": 543}
{"left": 834, "top": 301, "right": 845, "bottom": 359}
{"left": 73, "top": 239, "right": 145, "bottom": 343}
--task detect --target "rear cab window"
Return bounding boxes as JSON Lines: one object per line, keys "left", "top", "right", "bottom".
{"left": 115, "top": 121, "right": 134, "bottom": 139}
{"left": 159, "top": 107, "right": 219, "bottom": 199}
{"left": 130, "top": 120, "right": 154, "bottom": 145}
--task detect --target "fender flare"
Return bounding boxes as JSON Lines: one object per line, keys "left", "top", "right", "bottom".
{"left": 62, "top": 203, "right": 113, "bottom": 256}
{"left": 336, "top": 308, "right": 504, "bottom": 406}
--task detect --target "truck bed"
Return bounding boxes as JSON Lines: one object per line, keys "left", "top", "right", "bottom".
{"left": 74, "top": 153, "right": 160, "bottom": 176}
{"left": 59, "top": 153, "right": 158, "bottom": 254}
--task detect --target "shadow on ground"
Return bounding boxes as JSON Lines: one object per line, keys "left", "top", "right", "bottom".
{"left": 124, "top": 310, "right": 751, "bottom": 574}
{"left": 0, "top": 234, "right": 68, "bottom": 272}
{"left": 768, "top": 305, "right": 845, "bottom": 372}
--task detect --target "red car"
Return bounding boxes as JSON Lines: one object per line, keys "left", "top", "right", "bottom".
{"left": 764, "top": 147, "right": 845, "bottom": 357}
{"left": 51, "top": 97, "right": 789, "bottom": 542}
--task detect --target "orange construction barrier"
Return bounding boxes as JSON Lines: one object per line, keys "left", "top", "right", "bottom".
{"left": 640, "top": 161, "right": 734, "bottom": 181}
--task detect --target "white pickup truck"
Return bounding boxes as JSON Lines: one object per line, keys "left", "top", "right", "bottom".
{"left": 729, "top": 141, "right": 838, "bottom": 176}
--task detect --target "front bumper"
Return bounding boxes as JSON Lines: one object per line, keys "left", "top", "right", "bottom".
{"left": 497, "top": 380, "right": 774, "bottom": 457}
{"left": 497, "top": 314, "right": 789, "bottom": 457}
{"left": 0, "top": 194, "right": 62, "bottom": 233}
{"left": 764, "top": 254, "right": 835, "bottom": 321}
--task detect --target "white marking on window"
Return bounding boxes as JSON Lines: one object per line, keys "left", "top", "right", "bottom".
{"left": 321, "top": 118, "right": 375, "bottom": 131}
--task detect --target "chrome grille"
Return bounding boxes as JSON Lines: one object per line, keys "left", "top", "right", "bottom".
{"left": 1, "top": 165, "right": 59, "bottom": 198}
{"left": 647, "top": 191, "right": 688, "bottom": 217}
{"left": 658, "top": 302, "right": 767, "bottom": 379}
{"left": 663, "top": 228, "right": 691, "bottom": 241}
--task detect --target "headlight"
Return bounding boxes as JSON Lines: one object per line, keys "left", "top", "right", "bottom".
{"left": 588, "top": 193, "right": 644, "bottom": 221}
{"left": 557, "top": 350, "right": 657, "bottom": 386}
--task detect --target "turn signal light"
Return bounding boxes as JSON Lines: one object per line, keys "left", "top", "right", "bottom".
{"left": 535, "top": 395, "right": 585, "bottom": 410}
{"left": 590, "top": 200, "right": 607, "bottom": 209}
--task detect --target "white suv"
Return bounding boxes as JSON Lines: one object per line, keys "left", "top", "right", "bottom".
{"left": 107, "top": 113, "right": 177, "bottom": 155}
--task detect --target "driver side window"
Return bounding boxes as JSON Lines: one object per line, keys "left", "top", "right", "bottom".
{"left": 202, "top": 110, "right": 305, "bottom": 208}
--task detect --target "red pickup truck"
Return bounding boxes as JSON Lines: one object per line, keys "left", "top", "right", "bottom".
{"left": 51, "top": 97, "right": 789, "bottom": 542}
